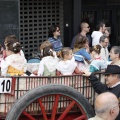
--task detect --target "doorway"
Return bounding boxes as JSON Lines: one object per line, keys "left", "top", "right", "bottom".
{"left": 81, "top": 1, "right": 120, "bottom": 47}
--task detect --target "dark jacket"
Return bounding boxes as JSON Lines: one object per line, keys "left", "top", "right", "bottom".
{"left": 89, "top": 73, "right": 120, "bottom": 120}
{"left": 70, "top": 33, "right": 92, "bottom": 49}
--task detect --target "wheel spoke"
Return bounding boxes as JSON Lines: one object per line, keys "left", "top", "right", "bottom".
{"left": 22, "top": 111, "right": 36, "bottom": 120}
{"left": 38, "top": 98, "right": 48, "bottom": 120}
{"left": 51, "top": 95, "right": 60, "bottom": 120}
{"left": 6, "top": 84, "right": 94, "bottom": 120}
{"left": 58, "top": 101, "right": 76, "bottom": 120}
{"left": 73, "top": 115, "right": 86, "bottom": 120}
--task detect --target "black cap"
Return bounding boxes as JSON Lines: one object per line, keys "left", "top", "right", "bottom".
{"left": 103, "top": 65, "right": 120, "bottom": 75}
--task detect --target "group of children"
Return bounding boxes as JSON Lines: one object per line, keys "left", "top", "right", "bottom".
{"left": 37, "top": 36, "right": 107, "bottom": 76}
{"left": 0, "top": 31, "right": 108, "bottom": 76}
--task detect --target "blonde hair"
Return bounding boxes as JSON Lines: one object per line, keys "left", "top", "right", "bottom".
{"left": 39, "top": 40, "right": 52, "bottom": 50}
{"left": 73, "top": 35, "right": 88, "bottom": 53}
{"left": 39, "top": 40, "right": 53, "bottom": 58}
{"left": 60, "top": 47, "right": 72, "bottom": 59}
{"left": 90, "top": 45, "right": 101, "bottom": 54}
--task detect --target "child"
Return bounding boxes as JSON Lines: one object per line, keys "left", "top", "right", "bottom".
{"left": 3, "top": 35, "right": 26, "bottom": 60}
{"left": 37, "top": 46, "right": 59, "bottom": 76}
{"left": 39, "top": 40, "right": 53, "bottom": 59}
{"left": 1, "top": 41, "right": 27, "bottom": 76}
{"left": 56, "top": 47, "right": 82, "bottom": 75}
{"left": 73, "top": 35, "right": 92, "bottom": 71}
{"left": 89, "top": 45, "right": 107, "bottom": 72}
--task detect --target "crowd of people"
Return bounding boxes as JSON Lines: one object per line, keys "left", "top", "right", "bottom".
{"left": 0, "top": 22, "right": 115, "bottom": 76}
{"left": 0, "top": 21, "right": 120, "bottom": 119}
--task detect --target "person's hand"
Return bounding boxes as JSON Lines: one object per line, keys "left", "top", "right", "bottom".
{"left": 32, "top": 70, "right": 38, "bottom": 75}
{"left": 82, "top": 70, "right": 92, "bottom": 76}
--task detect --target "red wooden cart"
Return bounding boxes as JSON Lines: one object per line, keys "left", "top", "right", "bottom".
{"left": 0, "top": 73, "right": 104, "bottom": 120}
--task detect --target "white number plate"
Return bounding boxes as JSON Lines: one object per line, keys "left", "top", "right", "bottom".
{"left": 0, "top": 78, "right": 12, "bottom": 93}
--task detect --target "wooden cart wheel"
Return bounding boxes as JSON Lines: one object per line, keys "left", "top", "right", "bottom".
{"left": 6, "top": 84, "right": 94, "bottom": 120}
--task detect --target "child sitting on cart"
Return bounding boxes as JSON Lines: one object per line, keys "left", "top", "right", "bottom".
{"left": 38, "top": 45, "right": 59, "bottom": 76}
{"left": 89, "top": 45, "right": 107, "bottom": 72}
{"left": 3, "top": 35, "right": 26, "bottom": 60}
{"left": 1, "top": 41, "right": 27, "bottom": 76}
{"left": 56, "top": 47, "right": 82, "bottom": 75}
{"left": 73, "top": 35, "right": 92, "bottom": 71}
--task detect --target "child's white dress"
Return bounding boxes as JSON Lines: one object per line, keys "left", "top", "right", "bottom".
{"left": 56, "top": 57, "right": 77, "bottom": 75}
{"left": 1, "top": 54, "right": 27, "bottom": 76}
{"left": 38, "top": 56, "right": 59, "bottom": 76}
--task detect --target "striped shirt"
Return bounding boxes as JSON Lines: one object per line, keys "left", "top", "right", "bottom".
{"left": 48, "top": 37, "right": 63, "bottom": 52}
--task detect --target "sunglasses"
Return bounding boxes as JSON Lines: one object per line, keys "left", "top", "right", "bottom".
{"left": 56, "top": 30, "right": 60, "bottom": 32}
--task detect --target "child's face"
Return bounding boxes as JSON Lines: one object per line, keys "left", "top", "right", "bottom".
{"left": 67, "top": 50, "right": 73, "bottom": 60}
{"left": 90, "top": 51, "right": 95, "bottom": 59}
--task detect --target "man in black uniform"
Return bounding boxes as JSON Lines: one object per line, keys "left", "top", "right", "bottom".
{"left": 83, "top": 65, "right": 120, "bottom": 120}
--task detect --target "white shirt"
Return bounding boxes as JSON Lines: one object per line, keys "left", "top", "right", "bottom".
{"left": 89, "top": 115, "right": 105, "bottom": 120}
{"left": 99, "top": 44, "right": 109, "bottom": 61}
{"left": 111, "top": 82, "right": 120, "bottom": 88}
{"left": 91, "top": 31, "right": 103, "bottom": 46}
{"left": 1, "top": 54, "right": 27, "bottom": 76}
{"left": 38, "top": 56, "right": 59, "bottom": 76}
{"left": 56, "top": 58, "right": 77, "bottom": 75}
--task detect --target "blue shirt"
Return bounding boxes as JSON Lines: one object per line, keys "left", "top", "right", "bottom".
{"left": 89, "top": 60, "right": 107, "bottom": 72}
{"left": 48, "top": 37, "right": 63, "bottom": 52}
{"left": 74, "top": 48, "right": 91, "bottom": 62}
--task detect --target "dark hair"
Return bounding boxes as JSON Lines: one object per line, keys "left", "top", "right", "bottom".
{"left": 43, "top": 46, "right": 54, "bottom": 57}
{"left": 111, "top": 46, "right": 120, "bottom": 58}
{"left": 74, "top": 35, "right": 88, "bottom": 49}
{"left": 48, "top": 24, "right": 60, "bottom": 37}
{"left": 90, "top": 45, "right": 101, "bottom": 54}
{"left": 4, "top": 35, "right": 21, "bottom": 53}
{"left": 60, "top": 47, "right": 72, "bottom": 59}
{"left": 6, "top": 42, "right": 21, "bottom": 53}
{"left": 99, "top": 35, "right": 109, "bottom": 42}
{"left": 96, "top": 21, "right": 105, "bottom": 31}
{"left": 4, "top": 35, "right": 19, "bottom": 44}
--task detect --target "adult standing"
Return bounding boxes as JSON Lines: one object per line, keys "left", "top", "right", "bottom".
{"left": 91, "top": 21, "right": 106, "bottom": 46}
{"left": 89, "top": 92, "right": 119, "bottom": 120}
{"left": 83, "top": 65, "right": 120, "bottom": 120}
{"left": 48, "top": 24, "right": 63, "bottom": 56}
{"left": 71, "top": 22, "right": 92, "bottom": 49}
{"left": 110, "top": 46, "right": 120, "bottom": 65}
{"left": 99, "top": 35, "right": 109, "bottom": 61}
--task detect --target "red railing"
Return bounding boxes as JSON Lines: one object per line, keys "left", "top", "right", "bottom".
{"left": 0, "top": 73, "right": 104, "bottom": 118}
